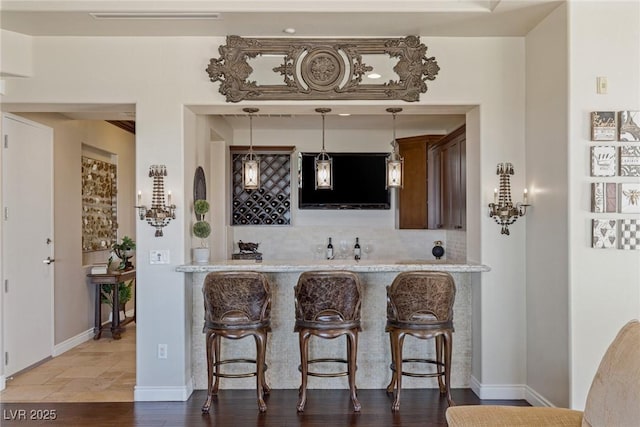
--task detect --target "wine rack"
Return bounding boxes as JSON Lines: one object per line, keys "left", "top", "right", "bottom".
{"left": 231, "top": 153, "right": 291, "bottom": 225}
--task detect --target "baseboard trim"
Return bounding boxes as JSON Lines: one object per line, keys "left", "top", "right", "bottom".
{"left": 53, "top": 328, "right": 94, "bottom": 357}
{"left": 134, "top": 378, "right": 193, "bottom": 401}
{"left": 0, "top": 375, "right": 5, "bottom": 391}
{"left": 469, "top": 375, "right": 526, "bottom": 400}
{"left": 525, "top": 385, "right": 555, "bottom": 407}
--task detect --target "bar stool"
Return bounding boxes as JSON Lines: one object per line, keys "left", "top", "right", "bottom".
{"left": 294, "top": 270, "right": 363, "bottom": 412}
{"left": 201, "top": 271, "right": 271, "bottom": 413}
{"left": 385, "top": 271, "right": 456, "bottom": 411}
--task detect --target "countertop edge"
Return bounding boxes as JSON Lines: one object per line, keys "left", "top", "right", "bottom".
{"left": 176, "top": 261, "right": 490, "bottom": 273}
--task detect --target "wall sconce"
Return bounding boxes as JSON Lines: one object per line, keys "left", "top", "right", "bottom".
{"left": 488, "top": 162, "right": 530, "bottom": 235}
{"left": 242, "top": 107, "right": 260, "bottom": 190}
{"left": 386, "top": 107, "right": 404, "bottom": 188}
{"left": 136, "top": 165, "right": 176, "bottom": 237}
{"left": 315, "top": 108, "right": 333, "bottom": 190}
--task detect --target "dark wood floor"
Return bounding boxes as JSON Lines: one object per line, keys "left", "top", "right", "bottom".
{"left": 1, "top": 389, "right": 529, "bottom": 427}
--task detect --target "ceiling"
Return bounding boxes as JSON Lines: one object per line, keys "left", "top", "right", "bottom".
{"left": 0, "top": 0, "right": 562, "bottom": 131}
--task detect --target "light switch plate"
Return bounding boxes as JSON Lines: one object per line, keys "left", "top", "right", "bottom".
{"left": 150, "top": 249, "right": 170, "bottom": 264}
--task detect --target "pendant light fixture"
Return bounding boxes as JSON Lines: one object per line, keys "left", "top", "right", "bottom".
{"left": 315, "top": 108, "right": 333, "bottom": 190}
{"left": 242, "top": 107, "right": 260, "bottom": 190}
{"left": 386, "top": 107, "right": 404, "bottom": 188}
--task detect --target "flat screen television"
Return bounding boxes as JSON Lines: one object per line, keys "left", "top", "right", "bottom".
{"left": 298, "top": 152, "right": 390, "bottom": 209}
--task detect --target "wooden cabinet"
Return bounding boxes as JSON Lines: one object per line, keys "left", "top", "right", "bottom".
{"left": 397, "top": 135, "right": 442, "bottom": 229}
{"left": 430, "top": 125, "right": 466, "bottom": 230}
{"left": 397, "top": 125, "right": 466, "bottom": 230}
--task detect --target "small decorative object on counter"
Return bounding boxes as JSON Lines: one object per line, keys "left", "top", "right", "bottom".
{"left": 232, "top": 240, "right": 263, "bottom": 260}
{"left": 354, "top": 237, "right": 361, "bottom": 261}
{"left": 432, "top": 240, "right": 445, "bottom": 260}
{"left": 327, "top": 237, "right": 334, "bottom": 259}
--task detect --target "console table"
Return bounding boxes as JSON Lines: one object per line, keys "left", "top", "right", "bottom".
{"left": 87, "top": 269, "right": 136, "bottom": 340}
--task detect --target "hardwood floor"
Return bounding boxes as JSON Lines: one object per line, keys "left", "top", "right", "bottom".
{"left": 1, "top": 389, "right": 529, "bottom": 426}
{"left": 0, "top": 322, "right": 529, "bottom": 426}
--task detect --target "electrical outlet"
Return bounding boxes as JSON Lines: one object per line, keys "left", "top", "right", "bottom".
{"left": 158, "top": 344, "right": 168, "bottom": 359}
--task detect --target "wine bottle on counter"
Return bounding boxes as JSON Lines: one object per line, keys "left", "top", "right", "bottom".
{"left": 354, "top": 237, "right": 361, "bottom": 261}
{"left": 327, "top": 237, "right": 334, "bottom": 260}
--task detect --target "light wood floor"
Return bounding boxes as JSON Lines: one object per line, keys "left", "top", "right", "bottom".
{"left": 0, "top": 324, "right": 135, "bottom": 403}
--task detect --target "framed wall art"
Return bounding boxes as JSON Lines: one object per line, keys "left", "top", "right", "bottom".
{"left": 591, "top": 145, "right": 617, "bottom": 176}
{"left": 82, "top": 156, "right": 118, "bottom": 251}
{"left": 592, "top": 219, "right": 617, "bottom": 249}
{"left": 619, "top": 110, "right": 640, "bottom": 142}
{"left": 619, "top": 219, "right": 640, "bottom": 250}
{"left": 619, "top": 145, "right": 640, "bottom": 176}
{"left": 619, "top": 182, "right": 640, "bottom": 213}
{"left": 591, "top": 111, "right": 617, "bottom": 141}
{"left": 591, "top": 182, "right": 617, "bottom": 213}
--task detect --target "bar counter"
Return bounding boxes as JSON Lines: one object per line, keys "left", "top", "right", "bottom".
{"left": 178, "top": 259, "right": 489, "bottom": 390}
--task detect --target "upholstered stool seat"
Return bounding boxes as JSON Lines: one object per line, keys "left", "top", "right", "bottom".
{"left": 201, "top": 271, "right": 272, "bottom": 414}
{"left": 294, "top": 270, "right": 363, "bottom": 412}
{"left": 385, "top": 271, "right": 456, "bottom": 411}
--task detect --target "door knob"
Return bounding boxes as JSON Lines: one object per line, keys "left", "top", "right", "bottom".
{"left": 43, "top": 257, "right": 55, "bottom": 264}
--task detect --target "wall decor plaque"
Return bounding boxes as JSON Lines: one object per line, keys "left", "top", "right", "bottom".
{"left": 206, "top": 35, "right": 439, "bottom": 102}
{"left": 619, "top": 110, "right": 640, "bottom": 142}
{"left": 620, "top": 182, "right": 640, "bottom": 213}
{"left": 619, "top": 145, "right": 640, "bottom": 177}
{"left": 619, "top": 219, "right": 640, "bottom": 250}
{"left": 592, "top": 219, "right": 617, "bottom": 249}
{"left": 591, "top": 182, "right": 617, "bottom": 213}
{"left": 590, "top": 145, "right": 617, "bottom": 176}
{"left": 591, "top": 111, "right": 617, "bottom": 141}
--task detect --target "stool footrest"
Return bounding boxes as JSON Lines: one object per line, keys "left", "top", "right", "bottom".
{"left": 213, "top": 358, "right": 268, "bottom": 379}
{"left": 299, "top": 357, "right": 357, "bottom": 378}
{"left": 390, "top": 358, "right": 445, "bottom": 378}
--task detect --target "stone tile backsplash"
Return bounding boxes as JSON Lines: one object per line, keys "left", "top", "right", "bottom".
{"left": 229, "top": 226, "right": 463, "bottom": 261}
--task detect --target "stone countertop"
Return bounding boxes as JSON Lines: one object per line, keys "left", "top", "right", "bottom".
{"left": 176, "top": 259, "right": 490, "bottom": 273}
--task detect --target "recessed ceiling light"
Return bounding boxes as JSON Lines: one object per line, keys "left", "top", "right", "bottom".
{"left": 89, "top": 12, "right": 222, "bottom": 20}
{"left": 338, "top": 113, "right": 351, "bottom": 117}
{"left": 283, "top": 28, "right": 296, "bottom": 34}
{"left": 367, "top": 73, "right": 382, "bottom": 79}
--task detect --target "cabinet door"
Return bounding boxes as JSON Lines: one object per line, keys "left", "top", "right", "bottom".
{"left": 398, "top": 137, "right": 428, "bottom": 229}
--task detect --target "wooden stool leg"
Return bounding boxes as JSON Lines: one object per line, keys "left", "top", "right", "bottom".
{"left": 436, "top": 334, "right": 446, "bottom": 393}
{"left": 347, "top": 330, "right": 361, "bottom": 412}
{"left": 444, "top": 331, "right": 454, "bottom": 406}
{"left": 212, "top": 335, "right": 222, "bottom": 394}
{"left": 391, "top": 332, "right": 405, "bottom": 411}
{"left": 262, "top": 331, "right": 271, "bottom": 395}
{"left": 202, "top": 331, "right": 215, "bottom": 414}
{"left": 297, "top": 330, "right": 310, "bottom": 412}
{"left": 386, "top": 330, "right": 397, "bottom": 393}
{"left": 254, "top": 331, "right": 267, "bottom": 412}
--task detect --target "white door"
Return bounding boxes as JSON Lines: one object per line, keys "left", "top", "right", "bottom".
{"left": 2, "top": 113, "right": 54, "bottom": 376}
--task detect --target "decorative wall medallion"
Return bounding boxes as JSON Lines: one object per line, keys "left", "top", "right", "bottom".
{"left": 619, "top": 110, "right": 640, "bottom": 142}
{"left": 591, "top": 111, "right": 617, "bottom": 141}
{"left": 619, "top": 219, "right": 640, "bottom": 250}
{"left": 619, "top": 145, "right": 640, "bottom": 176}
{"left": 620, "top": 182, "right": 640, "bottom": 213}
{"left": 592, "top": 219, "right": 617, "bottom": 249}
{"left": 591, "top": 145, "right": 617, "bottom": 176}
{"left": 206, "top": 35, "right": 439, "bottom": 102}
{"left": 591, "top": 182, "right": 617, "bottom": 213}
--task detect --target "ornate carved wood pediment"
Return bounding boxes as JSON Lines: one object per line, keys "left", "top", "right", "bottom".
{"left": 206, "top": 35, "right": 440, "bottom": 103}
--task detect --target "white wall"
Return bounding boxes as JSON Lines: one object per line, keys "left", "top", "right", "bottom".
{"left": 0, "top": 30, "right": 32, "bottom": 77}
{"left": 525, "top": 3, "right": 570, "bottom": 408}
{"left": 568, "top": 1, "right": 640, "bottom": 410}
{"left": 1, "top": 35, "right": 527, "bottom": 400}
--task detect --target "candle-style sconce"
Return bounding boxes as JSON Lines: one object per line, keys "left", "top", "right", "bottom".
{"left": 136, "top": 165, "right": 176, "bottom": 237}
{"left": 488, "top": 162, "right": 530, "bottom": 235}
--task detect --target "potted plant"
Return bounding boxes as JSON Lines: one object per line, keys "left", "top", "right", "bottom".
{"left": 193, "top": 199, "right": 211, "bottom": 263}
{"left": 112, "top": 235, "right": 136, "bottom": 271}
{"left": 101, "top": 279, "right": 134, "bottom": 320}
